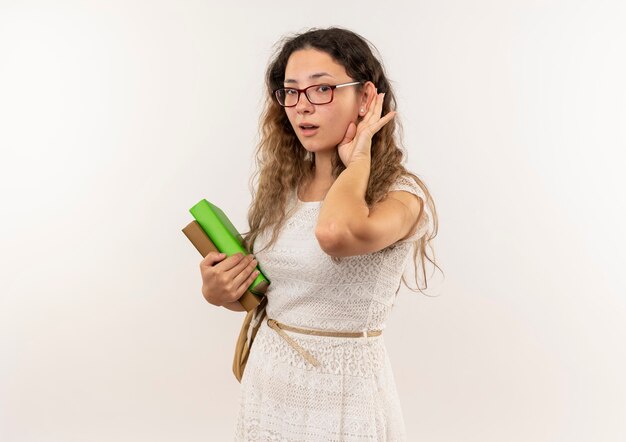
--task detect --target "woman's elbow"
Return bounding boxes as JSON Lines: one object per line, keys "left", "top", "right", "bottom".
{"left": 315, "top": 223, "right": 353, "bottom": 257}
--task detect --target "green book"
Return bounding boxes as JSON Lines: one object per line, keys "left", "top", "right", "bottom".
{"left": 188, "top": 199, "right": 270, "bottom": 297}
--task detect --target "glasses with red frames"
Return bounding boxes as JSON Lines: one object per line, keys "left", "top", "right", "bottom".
{"left": 274, "top": 81, "right": 363, "bottom": 107}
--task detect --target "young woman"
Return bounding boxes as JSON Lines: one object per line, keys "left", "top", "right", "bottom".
{"left": 200, "top": 26, "right": 439, "bottom": 441}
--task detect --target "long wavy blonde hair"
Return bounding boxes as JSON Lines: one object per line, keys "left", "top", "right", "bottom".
{"left": 241, "top": 27, "right": 442, "bottom": 295}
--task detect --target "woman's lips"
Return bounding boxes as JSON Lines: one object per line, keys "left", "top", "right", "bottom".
{"left": 299, "top": 126, "right": 319, "bottom": 136}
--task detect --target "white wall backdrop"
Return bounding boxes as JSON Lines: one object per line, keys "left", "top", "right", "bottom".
{"left": 1, "top": 0, "right": 625, "bottom": 441}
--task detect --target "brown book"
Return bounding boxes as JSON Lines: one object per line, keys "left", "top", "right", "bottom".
{"left": 182, "top": 220, "right": 265, "bottom": 312}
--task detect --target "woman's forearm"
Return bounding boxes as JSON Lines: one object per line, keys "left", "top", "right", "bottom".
{"left": 317, "top": 158, "right": 371, "bottom": 235}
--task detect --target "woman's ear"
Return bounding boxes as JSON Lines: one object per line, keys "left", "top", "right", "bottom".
{"left": 359, "top": 81, "right": 378, "bottom": 115}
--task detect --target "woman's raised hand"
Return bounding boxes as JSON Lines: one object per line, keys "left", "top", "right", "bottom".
{"left": 199, "top": 252, "right": 259, "bottom": 307}
{"left": 337, "top": 90, "right": 396, "bottom": 167}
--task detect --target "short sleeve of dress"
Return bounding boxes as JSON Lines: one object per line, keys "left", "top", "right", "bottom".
{"left": 388, "top": 175, "right": 434, "bottom": 243}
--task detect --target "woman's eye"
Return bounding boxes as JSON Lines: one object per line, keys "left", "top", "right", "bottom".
{"left": 317, "top": 85, "right": 331, "bottom": 92}
{"left": 285, "top": 89, "right": 298, "bottom": 95}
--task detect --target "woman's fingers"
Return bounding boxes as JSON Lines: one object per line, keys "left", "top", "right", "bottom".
{"left": 213, "top": 252, "right": 248, "bottom": 272}
{"left": 200, "top": 252, "right": 260, "bottom": 307}
{"left": 374, "top": 92, "right": 385, "bottom": 121}
{"left": 372, "top": 110, "right": 396, "bottom": 133}
{"left": 235, "top": 265, "right": 261, "bottom": 299}
{"left": 200, "top": 251, "right": 226, "bottom": 268}
{"left": 230, "top": 255, "right": 258, "bottom": 298}
{"left": 359, "top": 92, "right": 387, "bottom": 135}
{"left": 341, "top": 90, "right": 395, "bottom": 165}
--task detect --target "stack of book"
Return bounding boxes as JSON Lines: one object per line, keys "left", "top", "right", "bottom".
{"left": 182, "top": 199, "right": 270, "bottom": 312}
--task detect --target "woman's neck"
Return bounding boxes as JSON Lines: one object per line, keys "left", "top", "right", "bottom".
{"left": 311, "top": 150, "right": 334, "bottom": 182}
{"left": 299, "top": 173, "right": 334, "bottom": 201}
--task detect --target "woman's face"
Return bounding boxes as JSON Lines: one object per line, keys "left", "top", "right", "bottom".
{"left": 282, "top": 48, "right": 364, "bottom": 154}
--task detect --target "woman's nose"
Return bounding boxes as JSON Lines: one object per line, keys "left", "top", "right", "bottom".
{"left": 295, "top": 91, "right": 314, "bottom": 113}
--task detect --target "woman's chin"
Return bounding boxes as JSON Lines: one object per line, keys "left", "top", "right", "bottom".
{"left": 299, "top": 139, "right": 339, "bottom": 154}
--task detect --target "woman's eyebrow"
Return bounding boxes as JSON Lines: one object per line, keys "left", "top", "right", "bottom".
{"left": 284, "top": 72, "right": 335, "bottom": 84}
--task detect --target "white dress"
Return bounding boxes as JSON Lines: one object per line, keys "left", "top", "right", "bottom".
{"left": 234, "top": 175, "right": 433, "bottom": 441}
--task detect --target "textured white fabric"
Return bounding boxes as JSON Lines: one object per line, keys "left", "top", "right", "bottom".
{"left": 234, "top": 175, "right": 430, "bottom": 441}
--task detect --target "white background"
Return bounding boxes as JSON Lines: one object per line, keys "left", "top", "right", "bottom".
{"left": 1, "top": 0, "right": 625, "bottom": 440}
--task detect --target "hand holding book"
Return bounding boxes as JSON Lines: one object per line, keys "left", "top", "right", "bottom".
{"left": 199, "top": 251, "right": 260, "bottom": 311}
{"left": 182, "top": 199, "right": 270, "bottom": 312}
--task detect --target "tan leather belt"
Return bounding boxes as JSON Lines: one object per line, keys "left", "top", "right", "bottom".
{"left": 266, "top": 318, "right": 383, "bottom": 368}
